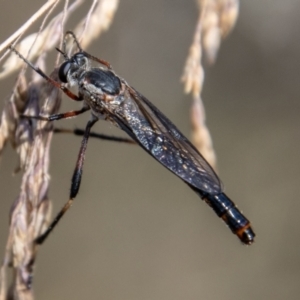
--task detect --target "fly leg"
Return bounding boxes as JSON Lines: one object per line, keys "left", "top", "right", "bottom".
{"left": 54, "top": 128, "right": 135, "bottom": 144}
{"left": 62, "top": 30, "right": 112, "bottom": 70}
{"left": 35, "top": 116, "right": 98, "bottom": 244}
{"left": 8, "top": 45, "right": 83, "bottom": 102}
{"left": 21, "top": 106, "right": 90, "bottom": 122}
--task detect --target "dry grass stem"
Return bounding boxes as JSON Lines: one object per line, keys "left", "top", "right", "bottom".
{"left": 0, "top": 1, "right": 119, "bottom": 299}
{"left": 182, "top": 0, "right": 239, "bottom": 169}
{"left": 0, "top": 0, "right": 59, "bottom": 54}
{"left": 73, "top": 0, "right": 119, "bottom": 49}
{"left": 0, "top": 0, "right": 85, "bottom": 79}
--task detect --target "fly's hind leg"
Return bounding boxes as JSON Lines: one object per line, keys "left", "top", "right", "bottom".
{"left": 53, "top": 127, "right": 135, "bottom": 144}
{"left": 35, "top": 116, "right": 98, "bottom": 244}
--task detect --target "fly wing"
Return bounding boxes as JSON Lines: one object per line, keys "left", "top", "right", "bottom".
{"left": 113, "top": 86, "right": 222, "bottom": 195}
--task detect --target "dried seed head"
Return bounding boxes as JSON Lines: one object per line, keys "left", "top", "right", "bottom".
{"left": 182, "top": 42, "right": 205, "bottom": 97}
{"left": 219, "top": 0, "right": 239, "bottom": 38}
{"left": 198, "top": 0, "right": 240, "bottom": 64}
{"left": 73, "top": 0, "right": 119, "bottom": 49}
{"left": 191, "top": 96, "right": 217, "bottom": 169}
{"left": 0, "top": 74, "right": 28, "bottom": 156}
{"left": 4, "top": 68, "right": 61, "bottom": 298}
{"left": 0, "top": 1, "right": 119, "bottom": 298}
{"left": 201, "top": 0, "right": 220, "bottom": 64}
{"left": 182, "top": 0, "right": 239, "bottom": 167}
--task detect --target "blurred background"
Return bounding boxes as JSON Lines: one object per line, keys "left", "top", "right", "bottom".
{"left": 0, "top": 0, "right": 300, "bottom": 299}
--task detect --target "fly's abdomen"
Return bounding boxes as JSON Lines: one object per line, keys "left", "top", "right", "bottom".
{"left": 201, "top": 192, "right": 255, "bottom": 245}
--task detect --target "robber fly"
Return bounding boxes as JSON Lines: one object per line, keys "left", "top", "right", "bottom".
{"left": 9, "top": 31, "right": 255, "bottom": 245}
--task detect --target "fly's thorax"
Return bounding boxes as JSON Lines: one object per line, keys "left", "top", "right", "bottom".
{"left": 67, "top": 68, "right": 86, "bottom": 87}
{"left": 89, "top": 88, "right": 127, "bottom": 126}
{"left": 80, "top": 69, "right": 123, "bottom": 100}
{"left": 81, "top": 74, "right": 126, "bottom": 120}
{"left": 80, "top": 68, "right": 121, "bottom": 94}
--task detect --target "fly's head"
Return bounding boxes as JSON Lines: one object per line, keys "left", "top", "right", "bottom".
{"left": 58, "top": 52, "right": 89, "bottom": 86}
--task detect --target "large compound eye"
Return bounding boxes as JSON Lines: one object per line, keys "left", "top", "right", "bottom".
{"left": 58, "top": 61, "right": 71, "bottom": 83}
{"left": 74, "top": 52, "right": 86, "bottom": 67}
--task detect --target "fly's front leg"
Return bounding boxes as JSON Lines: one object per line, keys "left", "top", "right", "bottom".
{"left": 9, "top": 45, "right": 83, "bottom": 102}
{"left": 35, "top": 116, "right": 98, "bottom": 245}
{"left": 63, "top": 31, "right": 112, "bottom": 69}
